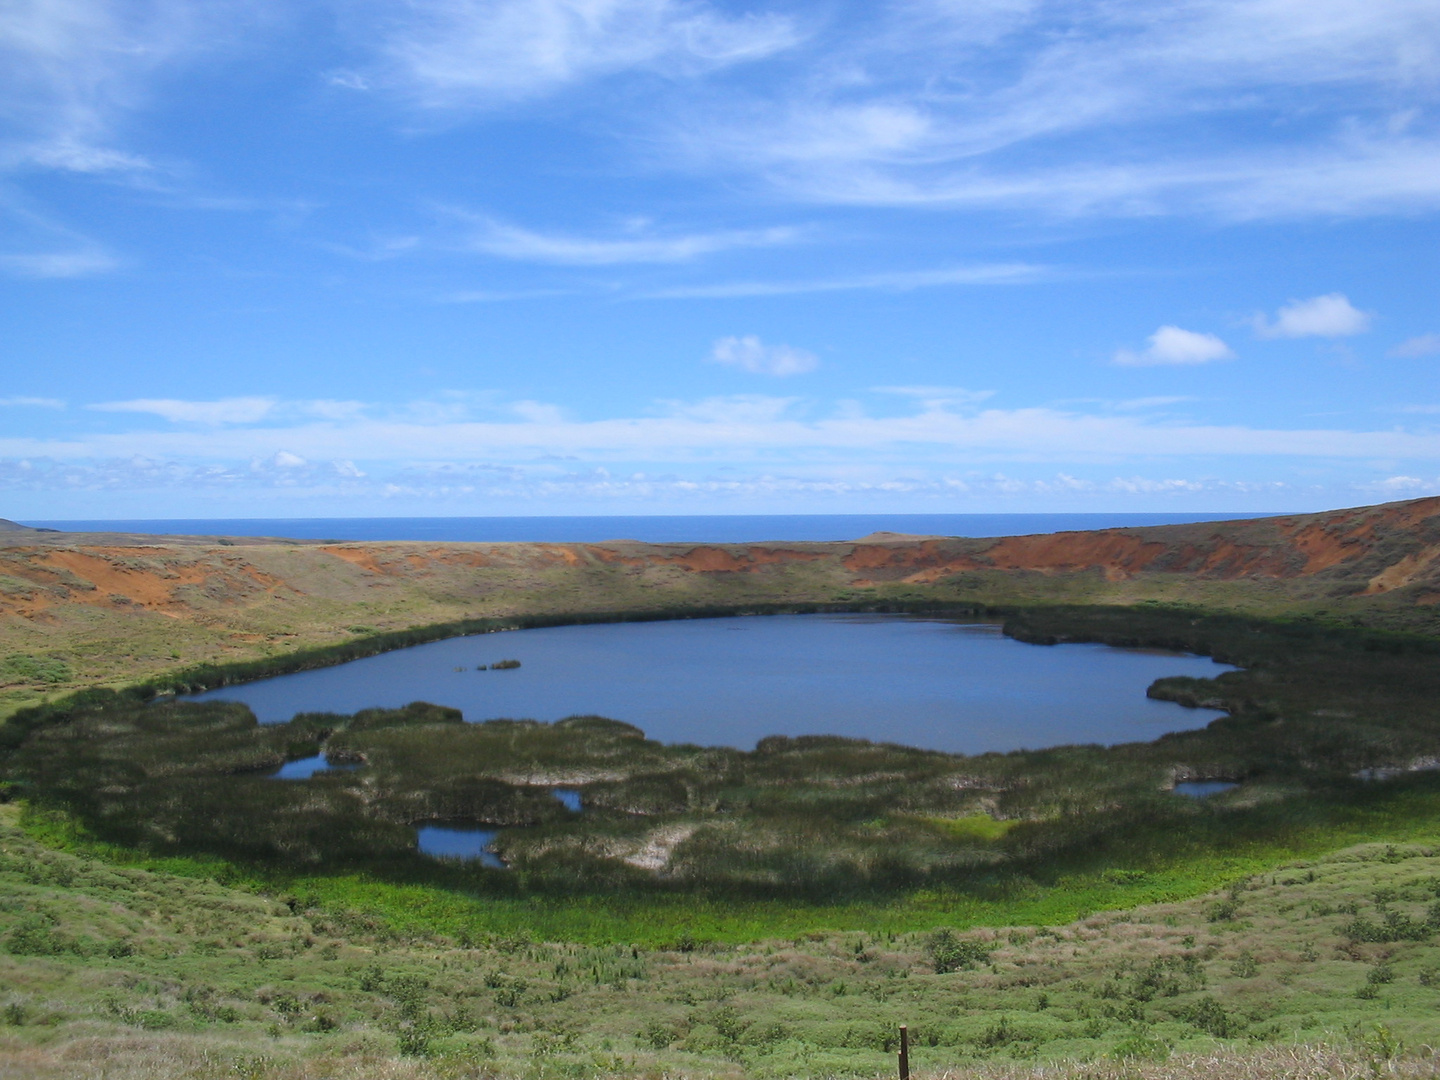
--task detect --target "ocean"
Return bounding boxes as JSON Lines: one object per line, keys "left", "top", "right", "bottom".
{"left": 21, "top": 511, "right": 1281, "bottom": 543}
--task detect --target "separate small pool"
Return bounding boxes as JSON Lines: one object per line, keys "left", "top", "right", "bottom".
{"left": 269, "top": 754, "right": 362, "bottom": 780}
{"left": 416, "top": 824, "right": 506, "bottom": 868}
{"left": 1173, "top": 780, "right": 1239, "bottom": 798}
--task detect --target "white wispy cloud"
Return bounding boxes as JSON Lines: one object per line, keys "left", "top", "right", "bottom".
{"left": 659, "top": 394, "right": 800, "bottom": 424}
{"left": 511, "top": 400, "right": 568, "bottom": 423}
{"left": 666, "top": 0, "right": 1440, "bottom": 219}
{"left": 1110, "top": 396, "right": 1198, "bottom": 411}
{"left": 0, "top": 0, "right": 233, "bottom": 176}
{"left": 757, "top": 140, "right": 1440, "bottom": 220}
{"left": 0, "top": 1, "right": 279, "bottom": 282}
{"left": 0, "top": 396, "right": 64, "bottom": 408}
{"left": 0, "top": 182, "right": 125, "bottom": 276}
{"left": 89, "top": 397, "right": 279, "bottom": 425}
{"left": 301, "top": 400, "right": 370, "bottom": 421}
{"left": 0, "top": 453, "right": 1302, "bottom": 507}
{"left": 0, "top": 454, "right": 373, "bottom": 498}
{"left": 13, "top": 393, "right": 1440, "bottom": 469}
{"left": 707, "top": 336, "right": 817, "bottom": 377}
{"left": 84, "top": 397, "right": 390, "bottom": 425}
{"left": 871, "top": 386, "right": 995, "bottom": 410}
{"left": 456, "top": 215, "right": 800, "bottom": 265}
{"left": 1114, "top": 326, "right": 1235, "bottom": 367}
{"left": 14, "top": 390, "right": 1440, "bottom": 514}
{"left": 1390, "top": 334, "right": 1440, "bottom": 358}
{"left": 647, "top": 263, "right": 1049, "bottom": 298}
{"left": 438, "top": 287, "right": 576, "bottom": 303}
{"left": 0, "top": 249, "right": 119, "bottom": 278}
{"left": 350, "top": 0, "right": 803, "bottom": 109}
{"left": 1366, "top": 475, "right": 1440, "bottom": 494}
{"left": 1254, "top": 293, "right": 1372, "bottom": 339}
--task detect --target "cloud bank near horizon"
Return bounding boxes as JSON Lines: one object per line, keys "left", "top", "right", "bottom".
{"left": 7, "top": 389, "right": 1440, "bottom": 515}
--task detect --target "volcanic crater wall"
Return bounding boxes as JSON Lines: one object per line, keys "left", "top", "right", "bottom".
{"left": 2, "top": 496, "right": 1439, "bottom": 706}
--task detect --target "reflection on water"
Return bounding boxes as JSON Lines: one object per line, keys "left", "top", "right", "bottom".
{"left": 415, "top": 795, "right": 577, "bottom": 868}
{"left": 416, "top": 824, "right": 506, "bottom": 868}
{"left": 197, "top": 614, "right": 1237, "bottom": 755}
{"left": 1173, "top": 780, "right": 1239, "bottom": 798}
{"left": 1355, "top": 761, "right": 1440, "bottom": 782}
{"left": 269, "top": 754, "right": 362, "bottom": 780}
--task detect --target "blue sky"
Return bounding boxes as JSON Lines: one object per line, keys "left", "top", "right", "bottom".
{"left": 2, "top": 0, "right": 1438, "bottom": 518}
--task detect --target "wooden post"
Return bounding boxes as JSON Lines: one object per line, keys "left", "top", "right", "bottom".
{"left": 898, "top": 1023, "right": 909, "bottom": 1080}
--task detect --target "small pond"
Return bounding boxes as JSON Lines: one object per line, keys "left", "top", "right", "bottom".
{"left": 268, "top": 754, "right": 362, "bottom": 780}
{"left": 415, "top": 824, "right": 505, "bottom": 868}
{"left": 194, "top": 614, "right": 1235, "bottom": 756}
{"left": 415, "top": 790, "right": 582, "bottom": 867}
{"left": 1172, "top": 780, "right": 1239, "bottom": 798}
{"left": 1355, "top": 762, "right": 1440, "bottom": 782}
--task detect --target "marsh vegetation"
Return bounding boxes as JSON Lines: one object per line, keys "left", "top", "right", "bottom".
{"left": 4, "top": 605, "right": 1440, "bottom": 913}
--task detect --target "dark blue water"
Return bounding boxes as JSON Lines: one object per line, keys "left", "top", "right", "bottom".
{"left": 22, "top": 512, "right": 1277, "bottom": 543}
{"left": 1173, "top": 781, "right": 1239, "bottom": 798}
{"left": 194, "top": 614, "right": 1234, "bottom": 755}
{"left": 415, "top": 825, "right": 506, "bottom": 868}
{"left": 269, "top": 754, "right": 360, "bottom": 783}
{"left": 268, "top": 754, "right": 362, "bottom": 780}
{"left": 413, "top": 789, "right": 580, "bottom": 867}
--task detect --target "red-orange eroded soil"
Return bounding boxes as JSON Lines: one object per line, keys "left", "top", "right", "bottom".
{"left": 0, "top": 546, "right": 288, "bottom": 620}
{"left": 2, "top": 496, "right": 1439, "bottom": 628}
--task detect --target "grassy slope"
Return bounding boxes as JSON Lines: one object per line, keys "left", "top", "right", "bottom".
{"left": 5, "top": 802, "right": 1440, "bottom": 1078}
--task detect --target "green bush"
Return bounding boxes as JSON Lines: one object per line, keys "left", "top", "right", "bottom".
{"left": 1110, "top": 1028, "right": 1170, "bottom": 1061}
{"left": 927, "top": 928, "right": 993, "bottom": 973}
{"left": 4, "top": 915, "right": 65, "bottom": 956}
{"left": 1230, "top": 951, "right": 1259, "bottom": 978}
{"left": 1181, "top": 996, "right": 1239, "bottom": 1037}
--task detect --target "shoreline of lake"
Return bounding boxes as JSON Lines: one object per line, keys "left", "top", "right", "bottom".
{"left": 192, "top": 613, "right": 1235, "bottom": 756}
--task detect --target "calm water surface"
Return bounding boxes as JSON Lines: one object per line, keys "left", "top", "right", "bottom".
{"left": 1173, "top": 781, "right": 1240, "bottom": 798}
{"left": 268, "top": 755, "right": 362, "bottom": 780}
{"left": 415, "top": 825, "right": 506, "bottom": 868}
{"left": 195, "top": 614, "right": 1234, "bottom": 755}
{"left": 416, "top": 790, "right": 578, "bottom": 866}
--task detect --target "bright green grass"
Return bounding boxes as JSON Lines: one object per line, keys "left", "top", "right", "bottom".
{"left": 919, "top": 813, "right": 1021, "bottom": 842}
{"left": 271, "top": 786, "right": 1440, "bottom": 945}
{"left": 24, "top": 785, "right": 1440, "bottom": 946}
{"left": 8, "top": 796, "right": 1440, "bottom": 1080}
